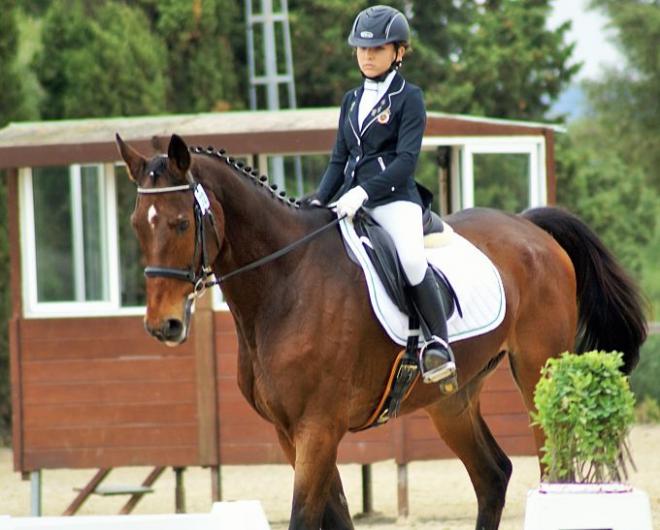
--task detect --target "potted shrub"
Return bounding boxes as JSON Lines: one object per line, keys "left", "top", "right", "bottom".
{"left": 524, "top": 350, "right": 653, "bottom": 529}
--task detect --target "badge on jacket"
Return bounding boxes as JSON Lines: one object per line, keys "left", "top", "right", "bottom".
{"left": 377, "top": 109, "right": 390, "bottom": 125}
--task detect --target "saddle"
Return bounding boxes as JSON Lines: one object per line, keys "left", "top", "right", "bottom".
{"left": 346, "top": 208, "right": 462, "bottom": 431}
{"left": 352, "top": 208, "right": 462, "bottom": 325}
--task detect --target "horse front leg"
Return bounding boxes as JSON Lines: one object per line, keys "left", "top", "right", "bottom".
{"left": 276, "top": 426, "right": 353, "bottom": 529}
{"left": 321, "top": 467, "right": 354, "bottom": 530}
{"left": 288, "top": 419, "right": 349, "bottom": 530}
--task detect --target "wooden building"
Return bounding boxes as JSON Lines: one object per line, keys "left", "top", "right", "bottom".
{"left": 0, "top": 108, "right": 559, "bottom": 515}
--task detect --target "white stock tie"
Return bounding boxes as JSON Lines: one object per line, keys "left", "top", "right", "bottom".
{"left": 359, "top": 80, "right": 380, "bottom": 128}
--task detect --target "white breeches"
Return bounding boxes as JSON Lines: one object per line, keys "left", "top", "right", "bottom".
{"left": 367, "top": 201, "right": 428, "bottom": 286}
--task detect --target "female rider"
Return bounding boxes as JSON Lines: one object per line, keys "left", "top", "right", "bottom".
{"left": 311, "top": 5, "right": 456, "bottom": 386}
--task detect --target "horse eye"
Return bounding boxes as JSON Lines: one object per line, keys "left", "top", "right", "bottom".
{"left": 176, "top": 219, "right": 190, "bottom": 233}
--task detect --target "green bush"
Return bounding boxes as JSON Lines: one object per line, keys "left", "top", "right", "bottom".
{"left": 532, "top": 351, "right": 635, "bottom": 484}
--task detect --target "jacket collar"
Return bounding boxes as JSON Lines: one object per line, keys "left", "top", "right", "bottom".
{"left": 356, "top": 71, "right": 405, "bottom": 136}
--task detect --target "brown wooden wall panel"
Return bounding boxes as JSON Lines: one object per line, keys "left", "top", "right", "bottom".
{"left": 21, "top": 336, "right": 192, "bottom": 361}
{"left": 24, "top": 402, "right": 197, "bottom": 429}
{"left": 481, "top": 365, "right": 519, "bottom": 392}
{"left": 19, "top": 316, "right": 160, "bottom": 341}
{"left": 498, "top": 435, "right": 538, "bottom": 456}
{"left": 218, "top": 351, "right": 238, "bottom": 374}
{"left": 23, "top": 447, "right": 198, "bottom": 470}
{"left": 23, "top": 357, "right": 193, "bottom": 383}
{"left": 24, "top": 425, "right": 197, "bottom": 450}
{"left": 19, "top": 317, "right": 194, "bottom": 361}
{"left": 219, "top": 420, "right": 285, "bottom": 444}
{"left": 219, "top": 443, "right": 289, "bottom": 465}
{"left": 398, "top": 440, "right": 455, "bottom": 462}
{"left": 16, "top": 317, "right": 201, "bottom": 471}
{"left": 480, "top": 390, "right": 528, "bottom": 415}
{"left": 22, "top": 380, "right": 197, "bottom": 406}
{"left": 337, "top": 441, "right": 394, "bottom": 464}
{"left": 485, "top": 414, "right": 533, "bottom": 437}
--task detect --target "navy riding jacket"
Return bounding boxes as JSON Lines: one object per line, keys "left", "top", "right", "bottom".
{"left": 316, "top": 72, "right": 426, "bottom": 208}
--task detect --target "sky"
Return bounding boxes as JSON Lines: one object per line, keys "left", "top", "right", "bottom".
{"left": 548, "top": 0, "right": 624, "bottom": 80}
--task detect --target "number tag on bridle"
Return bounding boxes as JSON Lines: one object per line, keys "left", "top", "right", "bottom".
{"left": 194, "top": 184, "right": 211, "bottom": 213}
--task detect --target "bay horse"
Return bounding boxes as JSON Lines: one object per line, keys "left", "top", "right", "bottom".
{"left": 116, "top": 133, "right": 647, "bottom": 530}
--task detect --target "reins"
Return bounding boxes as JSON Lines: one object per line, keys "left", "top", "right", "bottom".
{"left": 137, "top": 176, "right": 343, "bottom": 298}
{"left": 206, "top": 214, "right": 344, "bottom": 287}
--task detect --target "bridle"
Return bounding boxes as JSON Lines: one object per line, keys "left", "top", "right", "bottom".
{"left": 137, "top": 174, "right": 221, "bottom": 301}
{"left": 137, "top": 173, "right": 344, "bottom": 302}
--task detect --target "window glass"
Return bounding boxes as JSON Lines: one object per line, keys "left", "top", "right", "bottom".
{"left": 266, "top": 154, "right": 330, "bottom": 198}
{"left": 473, "top": 153, "right": 530, "bottom": 213}
{"left": 81, "top": 166, "right": 107, "bottom": 300}
{"left": 32, "top": 165, "right": 108, "bottom": 302}
{"left": 115, "top": 165, "right": 146, "bottom": 307}
{"left": 33, "top": 166, "right": 75, "bottom": 301}
{"left": 415, "top": 149, "right": 443, "bottom": 214}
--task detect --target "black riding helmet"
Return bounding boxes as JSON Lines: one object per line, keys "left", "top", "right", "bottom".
{"left": 347, "top": 5, "right": 410, "bottom": 48}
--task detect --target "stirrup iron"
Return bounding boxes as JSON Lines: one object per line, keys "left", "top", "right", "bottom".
{"left": 419, "top": 336, "right": 456, "bottom": 384}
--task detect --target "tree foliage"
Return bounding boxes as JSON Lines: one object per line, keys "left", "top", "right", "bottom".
{"left": 289, "top": 0, "right": 580, "bottom": 119}
{"left": 407, "top": 0, "right": 580, "bottom": 119}
{"left": 289, "top": 0, "right": 367, "bottom": 107}
{"left": 35, "top": 0, "right": 168, "bottom": 118}
{"left": 585, "top": 0, "right": 660, "bottom": 189}
{"left": 556, "top": 0, "right": 659, "bottom": 306}
{"left": 0, "top": 0, "right": 23, "bottom": 444}
{"left": 556, "top": 129, "right": 655, "bottom": 277}
{"left": 139, "top": 0, "right": 244, "bottom": 112}
{"left": 0, "top": 0, "right": 28, "bottom": 127}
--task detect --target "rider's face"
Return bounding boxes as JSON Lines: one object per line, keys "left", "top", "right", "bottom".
{"left": 357, "top": 44, "right": 404, "bottom": 78}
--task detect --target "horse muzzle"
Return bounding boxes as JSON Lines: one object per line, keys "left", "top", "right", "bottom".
{"left": 144, "top": 316, "right": 189, "bottom": 346}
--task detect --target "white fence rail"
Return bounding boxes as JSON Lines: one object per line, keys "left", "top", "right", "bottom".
{"left": 0, "top": 501, "right": 270, "bottom": 530}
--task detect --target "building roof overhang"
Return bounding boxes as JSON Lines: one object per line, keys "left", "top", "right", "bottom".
{"left": 0, "top": 108, "right": 563, "bottom": 169}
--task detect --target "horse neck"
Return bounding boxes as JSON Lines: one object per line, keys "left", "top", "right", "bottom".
{"left": 196, "top": 156, "right": 317, "bottom": 316}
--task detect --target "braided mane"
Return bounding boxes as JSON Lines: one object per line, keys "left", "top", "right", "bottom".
{"left": 190, "top": 145, "right": 302, "bottom": 209}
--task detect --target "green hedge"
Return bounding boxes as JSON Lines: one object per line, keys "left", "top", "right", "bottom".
{"left": 532, "top": 351, "right": 635, "bottom": 483}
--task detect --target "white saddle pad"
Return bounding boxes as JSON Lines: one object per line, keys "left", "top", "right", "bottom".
{"left": 340, "top": 218, "right": 506, "bottom": 346}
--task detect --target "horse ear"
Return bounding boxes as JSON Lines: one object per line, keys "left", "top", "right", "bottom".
{"left": 115, "top": 133, "right": 146, "bottom": 183}
{"left": 167, "top": 134, "right": 191, "bottom": 176}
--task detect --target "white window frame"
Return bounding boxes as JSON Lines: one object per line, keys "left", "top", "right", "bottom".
{"left": 422, "top": 135, "right": 547, "bottom": 211}
{"left": 20, "top": 164, "right": 141, "bottom": 318}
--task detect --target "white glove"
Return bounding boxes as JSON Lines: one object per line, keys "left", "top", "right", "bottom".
{"left": 336, "top": 186, "right": 368, "bottom": 219}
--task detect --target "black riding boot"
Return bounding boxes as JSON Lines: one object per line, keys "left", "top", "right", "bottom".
{"left": 409, "top": 267, "right": 456, "bottom": 384}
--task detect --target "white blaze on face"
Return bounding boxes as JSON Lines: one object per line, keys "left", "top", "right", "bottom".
{"left": 147, "top": 204, "right": 158, "bottom": 229}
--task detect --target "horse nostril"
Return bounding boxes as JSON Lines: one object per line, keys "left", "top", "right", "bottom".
{"left": 163, "top": 318, "right": 184, "bottom": 340}
{"left": 145, "top": 321, "right": 162, "bottom": 339}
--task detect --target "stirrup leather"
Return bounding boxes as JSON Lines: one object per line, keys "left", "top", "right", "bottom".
{"left": 419, "top": 336, "right": 456, "bottom": 384}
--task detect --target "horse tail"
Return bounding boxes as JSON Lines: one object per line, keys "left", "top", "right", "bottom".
{"left": 521, "top": 206, "right": 648, "bottom": 374}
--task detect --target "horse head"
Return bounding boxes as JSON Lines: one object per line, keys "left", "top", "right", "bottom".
{"left": 116, "top": 133, "right": 223, "bottom": 345}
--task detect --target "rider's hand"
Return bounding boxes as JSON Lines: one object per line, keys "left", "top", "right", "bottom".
{"left": 336, "top": 186, "right": 368, "bottom": 219}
